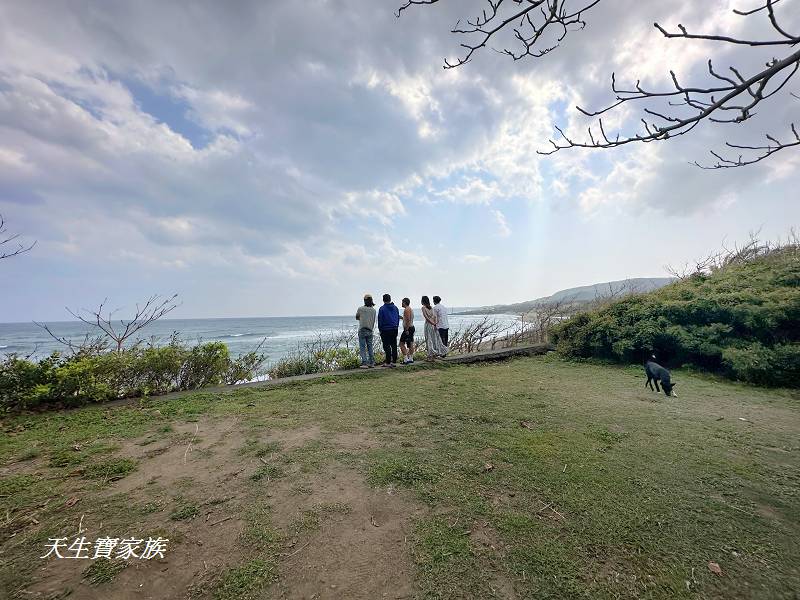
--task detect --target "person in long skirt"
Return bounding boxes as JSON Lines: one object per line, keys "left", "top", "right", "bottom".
{"left": 421, "top": 295, "right": 448, "bottom": 359}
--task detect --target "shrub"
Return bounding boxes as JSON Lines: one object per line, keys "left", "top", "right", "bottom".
{"left": 226, "top": 348, "right": 268, "bottom": 385}
{"left": 178, "top": 342, "right": 230, "bottom": 390}
{"left": 268, "top": 347, "right": 363, "bottom": 379}
{"left": 50, "top": 356, "right": 115, "bottom": 405}
{"left": 267, "top": 330, "right": 372, "bottom": 379}
{"left": 551, "top": 245, "right": 800, "bottom": 387}
{"left": 0, "top": 354, "right": 59, "bottom": 411}
{"left": 0, "top": 339, "right": 265, "bottom": 413}
{"left": 722, "top": 343, "right": 800, "bottom": 387}
{"left": 135, "top": 343, "right": 186, "bottom": 395}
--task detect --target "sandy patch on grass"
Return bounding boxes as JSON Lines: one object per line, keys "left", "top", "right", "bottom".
{"left": 22, "top": 419, "right": 421, "bottom": 599}
{"left": 267, "top": 469, "right": 421, "bottom": 599}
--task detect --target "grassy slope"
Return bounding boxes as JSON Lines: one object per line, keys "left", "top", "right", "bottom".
{"left": 1, "top": 356, "right": 799, "bottom": 599}
{"left": 552, "top": 247, "right": 800, "bottom": 380}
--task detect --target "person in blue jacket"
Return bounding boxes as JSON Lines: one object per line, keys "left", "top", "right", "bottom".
{"left": 377, "top": 293, "right": 401, "bottom": 367}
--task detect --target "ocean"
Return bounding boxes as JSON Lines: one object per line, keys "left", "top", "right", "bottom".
{"left": 0, "top": 312, "right": 520, "bottom": 364}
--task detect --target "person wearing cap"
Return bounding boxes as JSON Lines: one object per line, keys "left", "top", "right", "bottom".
{"left": 355, "top": 294, "right": 377, "bottom": 368}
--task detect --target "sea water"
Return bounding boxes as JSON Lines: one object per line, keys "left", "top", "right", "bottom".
{"left": 0, "top": 313, "right": 520, "bottom": 364}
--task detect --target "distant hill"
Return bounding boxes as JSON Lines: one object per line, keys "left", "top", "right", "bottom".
{"left": 456, "top": 277, "right": 676, "bottom": 315}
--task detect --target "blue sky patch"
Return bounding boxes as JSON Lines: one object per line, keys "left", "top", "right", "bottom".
{"left": 122, "top": 76, "right": 213, "bottom": 149}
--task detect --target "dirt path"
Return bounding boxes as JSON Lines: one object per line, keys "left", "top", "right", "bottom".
{"left": 22, "top": 417, "right": 423, "bottom": 599}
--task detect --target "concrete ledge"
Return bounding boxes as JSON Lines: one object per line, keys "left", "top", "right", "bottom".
{"left": 444, "top": 343, "right": 553, "bottom": 364}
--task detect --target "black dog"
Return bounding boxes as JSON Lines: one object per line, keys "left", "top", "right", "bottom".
{"left": 644, "top": 356, "right": 677, "bottom": 397}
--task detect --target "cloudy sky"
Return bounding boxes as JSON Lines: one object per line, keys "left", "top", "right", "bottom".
{"left": 1, "top": 0, "right": 798, "bottom": 321}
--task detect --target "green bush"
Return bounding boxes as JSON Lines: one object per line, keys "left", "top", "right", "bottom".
{"left": 0, "top": 354, "right": 59, "bottom": 411}
{"left": 551, "top": 247, "right": 800, "bottom": 387}
{"left": 178, "top": 342, "right": 230, "bottom": 390}
{"left": 0, "top": 340, "right": 265, "bottom": 413}
{"left": 226, "top": 348, "right": 269, "bottom": 385}
{"left": 136, "top": 343, "right": 186, "bottom": 395}
{"left": 268, "top": 347, "right": 363, "bottom": 379}
{"left": 722, "top": 343, "right": 800, "bottom": 387}
{"left": 50, "top": 356, "right": 115, "bottom": 405}
{"left": 266, "top": 330, "right": 382, "bottom": 379}
{"left": 315, "top": 348, "right": 361, "bottom": 371}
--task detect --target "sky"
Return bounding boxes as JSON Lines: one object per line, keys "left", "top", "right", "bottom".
{"left": 1, "top": 0, "right": 798, "bottom": 322}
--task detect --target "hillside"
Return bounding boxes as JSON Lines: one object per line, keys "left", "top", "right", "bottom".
{"left": 457, "top": 277, "right": 675, "bottom": 315}
{"left": 552, "top": 245, "right": 800, "bottom": 386}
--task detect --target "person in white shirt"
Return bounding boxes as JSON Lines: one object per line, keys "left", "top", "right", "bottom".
{"left": 432, "top": 296, "right": 449, "bottom": 349}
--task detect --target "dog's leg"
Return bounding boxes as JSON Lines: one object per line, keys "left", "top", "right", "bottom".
{"left": 654, "top": 379, "right": 661, "bottom": 393}
{"left": 645, "top": 377, "right": 651, "bottom": 390}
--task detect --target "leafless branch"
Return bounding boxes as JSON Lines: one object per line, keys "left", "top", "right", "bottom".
{"left": 35, "top": 294, "right": 181, "bottom": 354}
{"left": 695, "top": 122, "right": 800, "bottom": 168}
{"left": 32, "top": 324, "right": 110, "bottom": 357}
{"left": 448, "top": 316, "right": 514, "bottom": 352}
{"left": 400, "top": 0, "right": 800, "bottom": 168}
{"left": 664, "top": 228, "right": 796, "bottom": 279}
{"left": 0, "top": 214, "right": 36, "bottom": 260}
{"left": 397, "top": 0, "right": 601, "bottom": 68}
{"left": 539, "top": 1, "right": 800, "bottom": 166}
{"left": 540, "top": 48, "right": 800, "bottom": 156}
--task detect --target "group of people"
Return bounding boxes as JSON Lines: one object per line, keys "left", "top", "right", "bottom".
{"left": 355, "top": 293, "right": 450, "bottom": 368}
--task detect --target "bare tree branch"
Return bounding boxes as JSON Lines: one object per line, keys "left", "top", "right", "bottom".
{"left": 0, "top": 214, "right": 36, "bottom": 260}
{"left": 35, "top": 294, "right": 181, "bottom": 354}
{"left": 663, "top": 228, "right": 795, "bottom": 279}
{"left": 399, "top": 0, "right": 800, "bottom": 168}
{"left": 538, "top": 0, "right": 800, "bottom": 166}
{"left": 397, "top": 0, "right": 601, "bottom": 68}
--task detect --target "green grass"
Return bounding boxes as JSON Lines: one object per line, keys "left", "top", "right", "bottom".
{"left": 249, "top": 464, "right": 284, "bottom": 482}
{"left": 204, "top": 503, "right": 283, "bottom": 599}
{"left": 213, "top": 559, "right": 277, "bottom": 600}
{"left": 237, "top": 438, "right": 281, "bottom": 457}
{"left": 82, "top": 457, "right": 137, "bottom": 481}
{"left": 1, "top": 355, "right": 798, "bottom": 599}
{"left": 280, "top": 439, "right": 335, "bottom": 473}
{"left": 16, "top": 447, "right": 41, "bottom": 461}
{"left": 314, "top": 501, "right": 352, "bottom": 515}
{"left": 169, "top": 502, "right": 200, "bottom": 521}
{"left": 83, "top": 559, "right": 128, "bottom": 585}
{"left": 413, "top": 516, "right": 493, "bottom": 598}
{"left": 238, "top": 503, "right": 282, "bottom": 551}
{"left": 288, "top": 509, "right": 321, "bottom": 535}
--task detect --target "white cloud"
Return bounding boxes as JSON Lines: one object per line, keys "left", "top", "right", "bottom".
{"left": 578, "top": 145, "right": 662, "bottom": 213}
{"left": 491, "top": 209, "right": 511, "bottom": 237}
{"left": 173, "top": 85, "right": 255, "bottom": 137}
{"left": 431, "top": 178, "right": 502, "bottom": 205}
{"left": 341, "top": 190, "right": 406, "bottom": 225}
{"left": 0, "top": 0, "right": 798, "bottom": 320}
{"left": 358, "top": 69, "right": 446, "bottom": 139}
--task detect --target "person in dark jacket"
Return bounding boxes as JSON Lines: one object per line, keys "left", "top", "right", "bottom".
{"left": 377, "top": 293, "right": 401, "bottom": 367}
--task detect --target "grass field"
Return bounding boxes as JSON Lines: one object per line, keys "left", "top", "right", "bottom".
{"left": 1, "top": 355, "right": 798, "bottom": 599}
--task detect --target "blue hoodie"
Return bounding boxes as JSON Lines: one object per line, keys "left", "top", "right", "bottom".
{"left": 377, "top": 302, "right": 400, "bottom": 332}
